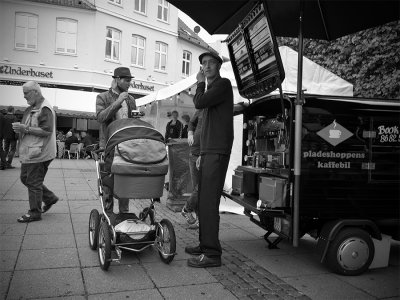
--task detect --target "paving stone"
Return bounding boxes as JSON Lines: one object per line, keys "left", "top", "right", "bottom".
{"left": 159, "top": 282, "right": 237, "bottom": 300}
{"left": 0, "top": 235, "right": 23, "bottom": 250}
{"left": 87, "top": 289, "right": 163, "bottom": 300}
{"left": 22, "top": 233, "right": 75, "bottom": 249}
{"left": 0, "top": 222, "right": 26, "bottom": 235}
{"left": 8, "top": 268, "right": 84, "bottom": 299}
{"left": 83, "top": 265, "right": 154, "bottom": 294}
{"left": 16, "top": 248, "right": 80, "bottom": 270}
{"left": 0, "top": 250, "right": 19, "bottom": 271}
{"left": 0, "top": 271, "right": 11, "bottom": 299}
{"left": 143, "top": 259, "right": 217, "bottom": 288}
{"left": 25, "top": 221, "right": 73, "bottom": 235}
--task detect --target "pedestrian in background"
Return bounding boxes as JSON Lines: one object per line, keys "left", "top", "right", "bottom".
{"left": 0, "top": 112, "right": 6, "bottom": 170}
{"left": 181, "top": 114, "right": 190, "bottom": 138}
{"left": 96, "top": 66, "right": 136, "bottom": 214}
{"left": 2, "top": 106, "right": 18, "bottom": 169}
{"left": 181, "top": 109, "right": 203, "bottom": 229}
{"left": 186, "top": 52, "right": 233, "bottom": 268}
{"left": 165, "top": 110, "right": 183, "bottom": 141}
{"left": 14, "top": 81, "right": 59, "bottom": 223}
{"left": 64, "top": 131, "right": 78, "bottom": 150}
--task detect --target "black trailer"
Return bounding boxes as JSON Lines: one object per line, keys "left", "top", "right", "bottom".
{"left": 226, "top": 94, "right": 400, "bottom": 275}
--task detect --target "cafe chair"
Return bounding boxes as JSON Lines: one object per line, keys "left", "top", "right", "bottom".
{"left": 65, "top": 143, "right": 80, "bottom": 159}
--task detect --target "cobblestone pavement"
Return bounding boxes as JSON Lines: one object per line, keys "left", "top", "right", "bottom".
{"left": 1, "top": 159, "right": 399, "bottom": 299}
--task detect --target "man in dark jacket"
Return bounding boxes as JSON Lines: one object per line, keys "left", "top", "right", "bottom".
{"left": 186, "top": 52, "right": 234, "bottom": 268}
{"left": 96, "top": 67, "right": 136, "bottom": 214}
{"left": 2, "top": 106, "right": 18, "bottom": 169}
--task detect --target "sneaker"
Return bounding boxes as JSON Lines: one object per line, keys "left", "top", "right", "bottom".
{"left": 188, "top": 219, "right": 199, "bottom": 229}
{"left": 181, "top": 207, "right": 196, "bottom": 225}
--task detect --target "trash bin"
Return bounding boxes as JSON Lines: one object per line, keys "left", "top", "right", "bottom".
{"left": 166, "top": 139, "right": 192, "bottom": 212}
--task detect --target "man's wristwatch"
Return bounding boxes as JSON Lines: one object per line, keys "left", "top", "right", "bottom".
{"left": 26, "top": 126, "right": 30, "bottom": 134}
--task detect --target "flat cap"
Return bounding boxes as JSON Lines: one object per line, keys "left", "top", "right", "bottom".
{"left": 199, "top": 52, "right": 223, "bottom": 64}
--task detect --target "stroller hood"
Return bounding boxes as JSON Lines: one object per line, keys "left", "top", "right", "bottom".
{"left": 105, "top": 118, "right": 165, "bottom": 157}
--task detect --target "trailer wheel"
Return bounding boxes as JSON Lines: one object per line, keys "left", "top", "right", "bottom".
{"left": 326, "top": 228, "right": 374, "bottom": 276}
{"left": 88, "top": 209, "right": 100, "bottom": 250}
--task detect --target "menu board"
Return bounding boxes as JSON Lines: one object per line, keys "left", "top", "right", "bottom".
{"left": 226, "top": 1, "right": 284, "bottom": 99}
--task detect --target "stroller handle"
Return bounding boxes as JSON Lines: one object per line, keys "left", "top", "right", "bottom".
{"left": 92, "top": 148, "right": 104, "bottom": 162}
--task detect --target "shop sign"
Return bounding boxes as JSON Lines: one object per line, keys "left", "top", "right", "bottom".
{"left": 317, "top": 120, "right": 353, "bottom": 146}
{"left": 130, "top": 81, "right": 154, "bottom": 92}
{"left": 303, "top": 151, "right": 366, "bottom": 169}
{"left": 0, "top": 65, "right": 53, "bottom": 79}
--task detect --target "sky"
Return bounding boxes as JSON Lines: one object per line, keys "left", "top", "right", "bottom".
{"left": 178, "top": 10, "right": 227, "bottom": 44}
{"left": 178, "top": 10, "right": 229, "bottom": 57}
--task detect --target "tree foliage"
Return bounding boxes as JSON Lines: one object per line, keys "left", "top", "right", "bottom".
{"left": 277, "top": 21, "right": 400, "bottom": 99}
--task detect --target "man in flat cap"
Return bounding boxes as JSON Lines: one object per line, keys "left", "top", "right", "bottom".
{"left": 185, "top": 52, "right": 234, "bottom": 268}
{"left": 96, "top": 67, "right": 137, "bottom": 214}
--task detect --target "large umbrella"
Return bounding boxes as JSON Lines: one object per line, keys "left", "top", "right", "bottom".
{"left": 169, "top": 0, "right": 400, "bottom": 246}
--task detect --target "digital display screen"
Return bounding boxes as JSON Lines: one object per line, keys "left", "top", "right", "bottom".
{"left": 226, "top": 1, "right": 285, "bottom": 99}
{"left": 231, "top": 35, "right": 253, "bottom": 83}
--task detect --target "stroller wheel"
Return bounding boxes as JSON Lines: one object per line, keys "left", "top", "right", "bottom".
{"left": 156, "top": 219, "right": 176, "bottom": 264}
{"left": 98, "top": 222, "right": 112, "bottom": 271}
{"left": 88, "top": 209, "right": 100, "bottom": 250}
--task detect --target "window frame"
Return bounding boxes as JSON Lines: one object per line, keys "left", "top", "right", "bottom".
{"left": 182, "top": 50, "right": 192, "bottom": 77}
{"left": 15, "top": 12, "right": 38, "bottom": 51}
{"left": 154, "top": 41, "right": 168, "bottom": 72}
{"left": 108, "top": 0, "right": 122, "bottom": 6}
{"left": 131, "top": 35, "right": 146, "bottom": 68}
{"left": 55, "top": 18, "right": 78, "bottom": 55}
{"left": 157, "top": 0, "right": 169, "bottom": 23}
{"left": 134, "top": 0, "right": 147, "bottom": 15}
{"left": 105, "top": 27, "right": 122, "bottom": 63}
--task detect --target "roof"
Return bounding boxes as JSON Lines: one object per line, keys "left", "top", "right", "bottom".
{"left": 0, "top": 105, "right": 96, "bottom": 119}
{"left": 178, "top": 18, "right": 217, "bottom": 53}
{"left": 24, "top": 0, "right": 96, "bottom": 11}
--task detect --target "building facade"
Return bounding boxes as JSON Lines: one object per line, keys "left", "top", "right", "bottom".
{"left": 0, "top": 0, "right": 215, "bottom": 134}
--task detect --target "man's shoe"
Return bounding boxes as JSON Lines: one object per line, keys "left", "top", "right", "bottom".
{"left": 185, "top": 245, "right": 203, "bottom": 255}
{"left": 42, "top": 197, "right": 59, "bottom": 213}
{"left": 0, "top": 166, "right": 4, "bottom": 170}
{"left": 181, "top": 207, "right": 196, "bottom": 225}
{"left": 187, "top": 254, "right": 221, "bottom": 268}
{"left": 5, "top": 164, "right": 15, "bottom": 169}
{"left": 17, "top": 213, "right": 41, "bottom": 223}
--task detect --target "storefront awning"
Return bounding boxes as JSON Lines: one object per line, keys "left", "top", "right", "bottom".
{"left": 0, "top": 105, "right": 96, "bottom": 119}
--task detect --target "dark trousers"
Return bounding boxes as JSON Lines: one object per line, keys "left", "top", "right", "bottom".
{"left": 20, "top": 160, "right": 58, "bottom": 216}
{"left": 198, "top": 153, "right": 230, "bottom": 257}
{"left": 0, "top": 139, "right": 6, "bottom": 167}
{"left": 186, "top": 153, "right": 199, "bottom": 213}
{"left": 3, "top": 139, "right": 17, "bottom": 165}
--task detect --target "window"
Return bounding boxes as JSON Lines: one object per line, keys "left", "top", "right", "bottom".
{"left": 109, "top": 0, "right": 122, "bottom": 5}
{"left": 131, "top": 35, "right": 145, "bottom": 67}
{"left": 182, "top": 51, "right": 192, "bottom": 77}
{"left": 15, "top": 12, "right": 38, "bottom": 50}
{"left": 154, "top": 42, "right": 167, "bottom": 71}
{"left": 157, "top": 0, "right": 169, "bottom": 22}
{"left": 134, "top": 0, "right": 146, "bottom": 14}
{"left": 105, "top": 27, "right": 121, "bottom": 62}
{"left": 56, "top": 18, "right": 77, "bottom": 55}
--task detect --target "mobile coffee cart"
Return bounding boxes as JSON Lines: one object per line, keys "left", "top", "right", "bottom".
{"left": 220, "top": 2, "right": 400, "bottom": 275}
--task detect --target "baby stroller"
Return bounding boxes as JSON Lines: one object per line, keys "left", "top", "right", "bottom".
{"left": 88, "top": 118, "right": 176, "bottom": 271}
